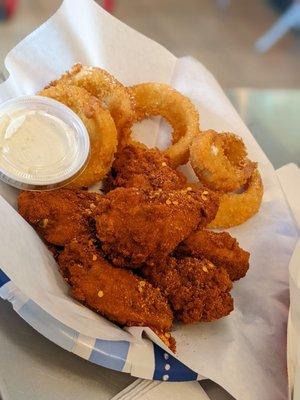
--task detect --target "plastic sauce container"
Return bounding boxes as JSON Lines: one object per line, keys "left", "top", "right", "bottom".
{"left": 0, "top": 95, "right": 90, "bottom": 190}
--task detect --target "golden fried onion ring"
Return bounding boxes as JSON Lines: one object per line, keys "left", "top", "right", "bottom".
{"left": 39, "top": 84, "right": 117, "bottom": 187}
{"left": 127, "top": 83, "right": 200, "bottom": 167}
{"left": 49, "top": 63, "right": 134, "bottom": 148}
{"left": 208, "top": 169, "right": 263, "bottom": 229}
{"left": 190, "top": 130, "right": 256, "bottom": 192}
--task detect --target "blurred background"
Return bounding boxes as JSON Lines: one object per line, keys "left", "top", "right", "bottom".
{"left": 0, "top": 0, "right": 300, "bottom": 89}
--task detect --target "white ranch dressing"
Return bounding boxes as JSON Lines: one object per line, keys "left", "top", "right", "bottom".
{"left": 0, "top": 96, "right": 90, "bottom": 190}
{"left": 0, "top": 110, "right": 76, "bottom": 176}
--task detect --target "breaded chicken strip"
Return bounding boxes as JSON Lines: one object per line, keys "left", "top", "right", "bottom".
{"left": 18, "top": 189, "right": 102, "bottom": 246}
{"left": 176, "top": 229, "right": 249, "bottom": 281}
{"left": 58, "top": 237, "right": 173, "bottom": 333}
{"left": 105, "top": 144, "right": 187, "bottom": 191}
{"left": 142, "top": 257, "right": 233, "bottom": 324}
{"left": 95, "top": 186, "right": 219, "bottom": 268}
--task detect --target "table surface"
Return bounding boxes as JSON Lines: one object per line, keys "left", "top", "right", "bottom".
{"left": 227, "top": 88, "right": 300, "bottom": 170}
{"left": 0, "top": 89, "right": 299, "bottom": 400}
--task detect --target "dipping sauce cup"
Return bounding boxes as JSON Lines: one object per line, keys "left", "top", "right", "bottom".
{"left": 0, "top": 95, "right": 90, "bottom": 190}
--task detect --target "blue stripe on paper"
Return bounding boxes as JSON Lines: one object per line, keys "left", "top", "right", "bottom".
{"left": 153, "top": 343, "right": 198, "bottom": 381}
{"left": 0, "top": 269, "right": 10, "bottom": 287}
{"left": 2, "top": 269, "right": 198, "bottom": 380}
{"left": 18, "top": 299, "right": 78, "bottom": 351}
{"left": 89, "top": 339, "right": 130, "bottom": 371}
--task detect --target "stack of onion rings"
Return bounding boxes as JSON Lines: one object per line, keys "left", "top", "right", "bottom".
{"left": 126, "top": 83, "right": 200, "bottom": 167}
{"left": 190, "top": 130, "right": 263, "bottom": 228}
{"left": 39, "top": 84, "right": 118, "bottom": 188}
{"left": 49, "top": 63, "right": 134, "bottom": 148}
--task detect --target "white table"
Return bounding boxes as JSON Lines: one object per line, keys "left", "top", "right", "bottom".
{"left": 1, "top": 89, "right": 299, "bottom": 400}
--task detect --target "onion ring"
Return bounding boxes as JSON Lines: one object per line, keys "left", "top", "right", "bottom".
{"left": 208, "top": 169, "right": 263, "bottom": 229}
{"left": 39, "top": 84, "right": 117, "bottom": 187}
{"left": 126, "top": 83, "right": 200, "bottom": 167}
{"left": 49, "top": 63, "right": 134, "bottom": 148}
{"left": 190, "top": 130, "right": 256, "bottom": 192}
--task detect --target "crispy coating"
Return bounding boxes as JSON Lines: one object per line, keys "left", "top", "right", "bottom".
{"left": 190, "top": 130, "right": 256, "bottom": 192}
{"left": 39, "top": 84, "right": 117, "bottom": 187}
{"left": 49, "top": 63, "right": 134, "bottom": 148}
{"left": 58, "top": 237, "right": 173, "bottom": 332}
{"left": 208, "top": 169, "right": 263, "bottom": 229}
{"left": 142, "top": 257, "right": 233, "bottom": 324}
{"left": 126, "top": 83, "right": 200, "bottom": 167}
{"left": 106, "top": 144, "right": 187, "bottom": 191}
{"left": 176, "top": 229, "right": 250, "bottom": 281}
{"left": 95, "top": 186, "right": 219, "bottom": 268}
{"left": 18, "top": 189, "right": 102, "bottom": 246}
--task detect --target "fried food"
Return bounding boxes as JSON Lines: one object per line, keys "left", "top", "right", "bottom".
{"left": 39, "top": 84, "right": 117, "bottom": 187}
{"left": 142, "top": 257, "right": 233, "bottom": 324}
{"left": 208, "top": 169, "right": 263, "bottom": 229}
{"left": 18, "top": 189, "right": 102, "bottom": 246}
{"left": 50, "top": 63, "right": 134, "bottom": 148}
{"left": 95, "top": 186, "right": 219, "bottom": 268}
{"left": 176, "top": 229, "right": 250, "bottom": 281}
{"left": 189, "top": 130, "right": 263, "bottom": 228}
{"left": 106, "top": 143, "right": 187, "bottom": 191}
{"left": 58, "top": 237, "right": 173, "bottom": 332}
{"left": 126, "top": 83, "right": 200, "bottom": 167}
{"left": 190, "top": 130, "right": 256, "bottom": 192}
{"left": 15, "top": 66, "right": 260, "bottom": 350}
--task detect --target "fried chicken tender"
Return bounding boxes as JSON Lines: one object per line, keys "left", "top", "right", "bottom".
{"left": 58, "top": 237, "right": 173, "bottom": 332}
{"left": 18, "top": 189, "right": 102, "bottom": 246}
{"left": 105, "top": 144, "right": 187, "bottom": 191}
{"left": 142, "top": 257, "right": 233, "bottom": 324}
{"left": 176, "top": 229, "right": 249, "bottom": 281}
{"left": 95, "top": 186, "right": 219, "bottom": 268}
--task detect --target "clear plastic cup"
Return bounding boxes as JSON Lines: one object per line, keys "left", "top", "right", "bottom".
{"left": 0, "top": 95, "right": 90, "bottom": 190}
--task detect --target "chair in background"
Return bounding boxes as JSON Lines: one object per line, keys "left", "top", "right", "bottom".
{"left": 255, "top": 0, "right": 300, "bottom": 52}
{"left": 216, "top": 0, "right": 300, "bottom": 52}
{"left": 103, "top": 0, "right": 115, "bottom": 13}
{"left": 0, "top": 0, "right": 18, "bottom": 20}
